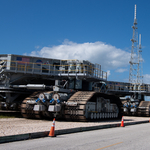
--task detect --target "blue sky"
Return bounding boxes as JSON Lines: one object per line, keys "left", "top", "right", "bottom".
{"left": 1, "top": 0, "right": 150, "bottom": 83}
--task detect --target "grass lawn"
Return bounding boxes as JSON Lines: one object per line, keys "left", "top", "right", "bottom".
{"left": 0, "top": 111, "right": 22, "bottom": 118}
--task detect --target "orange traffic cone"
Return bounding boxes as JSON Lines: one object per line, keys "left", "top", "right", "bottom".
{"left": 120, "top": 116, "right": 125, "bottom": 127}
{"left": 49, "top": 118, "right": 55, "bottom": 137}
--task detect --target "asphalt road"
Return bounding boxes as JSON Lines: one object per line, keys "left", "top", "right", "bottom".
{"left": 1, "top": 123, "right": 150, "bottom": 150}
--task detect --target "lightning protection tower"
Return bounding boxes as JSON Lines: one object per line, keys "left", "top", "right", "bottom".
{"left": 129, "top": 4, "right": 143, "bottom": 91}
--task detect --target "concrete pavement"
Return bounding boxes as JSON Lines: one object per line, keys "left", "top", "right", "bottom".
{"left": 0, "top": 116, "right": 149, "bottom": 144}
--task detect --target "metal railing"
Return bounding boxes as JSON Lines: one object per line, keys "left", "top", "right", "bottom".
{"left": 107, "top": 82, "right": 150, "bottom": 93}
{"left": 0, "top": 60, "right": 107, "bottom": 80}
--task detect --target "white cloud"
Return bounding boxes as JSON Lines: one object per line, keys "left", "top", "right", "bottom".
{"left": 35, "top": 46, "right": 40, "bottom": 49}
{"left": 29, "top": 39, "right": 130, "bottom": 70}
{"left": 144, "top": 74, "right": 150, "bottom": 84}
{"left": 107, "top": 70, "right": 111, "bottom": 77}
{"left": 116, "top": 68, "right": 128, "bottom": 73}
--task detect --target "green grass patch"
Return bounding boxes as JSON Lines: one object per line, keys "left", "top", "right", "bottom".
{"left": 0, "top": 112, "right": 23, "bottom": 118}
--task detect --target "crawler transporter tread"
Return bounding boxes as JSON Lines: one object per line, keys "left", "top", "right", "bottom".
{"left": 64, "top": 91, "right": 95, "bottom": 121}
{"left": 21, "top": 91, "right": 45, "bottom": 119}
{"left": 64, "top": 91, "right": 122, "bottom": 121}
{"left": 138, "top": 101, "right": 150, "bottom": 116}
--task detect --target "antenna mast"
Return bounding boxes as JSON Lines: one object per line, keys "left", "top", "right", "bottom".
{"left": 137, "top": 34, "right": 143, "bottom": 85}
{"left": 129, "top": 4, "right": 143, "bottom": 91}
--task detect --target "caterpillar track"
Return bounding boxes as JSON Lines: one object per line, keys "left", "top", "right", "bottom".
{"left": 64, "top": 91, "right": 122, "bottom": 121}
{"left": 21, "top": 91, "right": 42, "bottom": 119}
{"left": 64, "top": 91, "right": 95, "bottom": 121}
{"left": 138, "top": 101, "right": 150, "bottom": 116}
{"left": 20, "top": 90, "right": 122, "bottom": 121}
{"left": 21, "top": 91, "right": 53, "bottom": 119}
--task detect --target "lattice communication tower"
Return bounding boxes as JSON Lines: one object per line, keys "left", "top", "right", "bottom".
{"left": 129, "top": 4, "right": 143, "bottom": 90}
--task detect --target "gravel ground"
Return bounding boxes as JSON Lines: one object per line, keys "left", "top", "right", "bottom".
{"left": 0, "top": 116, "right": 149, "bottom": 137}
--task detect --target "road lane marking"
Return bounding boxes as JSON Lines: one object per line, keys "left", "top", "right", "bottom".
{"left": 96, "top": 142, "right": 123, "bottom": 150}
